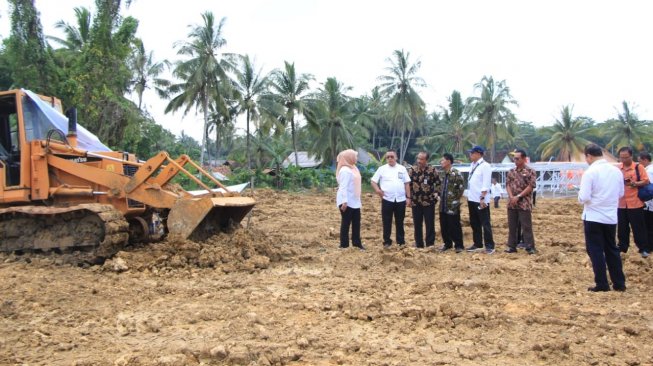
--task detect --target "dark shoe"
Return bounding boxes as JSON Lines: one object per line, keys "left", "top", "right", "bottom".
{"left": 466, "top": 245, "right": 483, "bottom": 252}
{"left": 455, "top": 248, "right": 463, "bottom": 253}
{"left": 517, "top": 242, "right": 527, "bottom": 249}
{"left": 587, "top": 286, "right": 610, "bottom": 292}
{"left": 485, "top": 248, "right": 495, "bottom": 255}
{"left": 613, "top": 285, "right": 626, "bottom": 292}
{"left": 354, "top": 244, "right": 366, "bottom": 251}
{"left": 439, "top": 246, "right": 453, "bottom": 252}
{"left": 383, "top": 244, "right": 391, "bottom": 249}
{"left": 504, "top": 247, "right": 518, "bottom": 253}
{"left": 618, "top": 245, "right": 628, "bottom": 253}
{"left": 338, "top": 245, "right": 348, "bottom": 250}
{"left": 398, "top": 244, "right": 406, "bottom": 249}
{"left": 641, "top": 251, "right": 650, "bottom": 258}
{"left": 526, "top": 247, "right": 537, "bottom": 255}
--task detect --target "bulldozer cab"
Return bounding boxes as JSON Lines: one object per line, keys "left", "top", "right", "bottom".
{"left": 0, "top": 92, "right": 21, "bottom": 188}
{"left": 0, "top": 90, "right": 72, "bottom": 194}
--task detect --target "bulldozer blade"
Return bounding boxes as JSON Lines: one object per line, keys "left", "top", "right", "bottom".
{"left": 167, "top": 196, "right": 256, "bottom": 241}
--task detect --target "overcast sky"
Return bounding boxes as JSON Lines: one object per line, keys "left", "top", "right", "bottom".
{"left": 1, "top": 0, "right": 652, "bottom": 142}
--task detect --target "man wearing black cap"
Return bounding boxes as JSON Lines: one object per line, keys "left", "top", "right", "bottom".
{"left": 466, "top": 145, "right": 495, "bottom": 254}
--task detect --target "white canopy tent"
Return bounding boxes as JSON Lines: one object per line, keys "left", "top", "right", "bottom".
{"left": 452, "top": 161, "right": 589, "bottom": 197}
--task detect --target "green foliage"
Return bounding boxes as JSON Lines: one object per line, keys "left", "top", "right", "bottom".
{"left": 5, "top": 0, "right": 60, "bottom": 93}
{"left": 166, "top": 12, "right": 233, "bottom": 167}
{"left": 377, "top": 49, "right": 426, "bottom": 163}
{"left": 229, "top": 159, "right": 379, "bottom": 193}
{"left": 305, "top": 77, "right": 363, "bottom": 166}
{"left": 537, "top": 105, "right": 593, "bottom": 161}
{"left": 267, "top": 61, "right": 314, "bottom": 167}
{"left": 465, "top": 76, "right": 518, "bottom": 162}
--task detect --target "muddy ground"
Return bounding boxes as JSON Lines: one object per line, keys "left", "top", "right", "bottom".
{"left": 1, "top": 190, "right": 652, "bottom": 366}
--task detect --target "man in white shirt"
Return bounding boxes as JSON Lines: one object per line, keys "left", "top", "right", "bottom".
{"left": 638, "top": 151, "right": 653, "bottom": 256}
{"left": 371, "top": 149, "right": 411, "bottom": 248}
{"left": 465, "top": 146, "right": 495, "bottom": 254}
{"left": 578, "top": 143, "right": 626, "bottom": 292}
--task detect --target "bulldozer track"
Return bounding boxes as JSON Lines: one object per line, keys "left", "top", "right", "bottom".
{"left": 0, "top": 203, "right": 129, "bottom": 263}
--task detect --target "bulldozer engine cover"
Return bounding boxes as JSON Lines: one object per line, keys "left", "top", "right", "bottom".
{"left": 167, "top": 196, "right": 255, "bottom": 241}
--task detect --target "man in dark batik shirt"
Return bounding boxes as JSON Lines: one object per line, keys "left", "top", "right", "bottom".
{"left": 505, "top": 149, "right": 537, "bottom": 254}
{"left": 408, "top": 152, "right": 441, "bottom": 248}
{"left": 438, "top": 153, "right": 466, "bottom": 252}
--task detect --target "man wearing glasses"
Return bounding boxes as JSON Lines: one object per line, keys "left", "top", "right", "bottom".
{"left": 371, "top": 150, "right": 411, "bottom": 248}
{"left": 504, "top": 149, "right": 537, "bottom": 255}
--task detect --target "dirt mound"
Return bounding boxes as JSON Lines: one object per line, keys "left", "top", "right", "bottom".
{"left": 103, "top": 228, "right": 297, "bottom": 273}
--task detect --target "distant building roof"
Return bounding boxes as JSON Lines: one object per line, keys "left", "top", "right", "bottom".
{"left": 283, "top": 152, "right": 322, "bottom": 168}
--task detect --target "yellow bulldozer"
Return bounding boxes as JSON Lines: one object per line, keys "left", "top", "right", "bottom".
{"left": 0, "top": 89, "right": 255, "bottom": 261}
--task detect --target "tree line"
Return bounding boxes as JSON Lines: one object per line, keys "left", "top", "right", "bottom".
{"left": 2, "top": 0, "right": 652, "bottom": 174}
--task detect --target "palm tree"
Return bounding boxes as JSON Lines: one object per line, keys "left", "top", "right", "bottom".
{"left": 350, "top": 87, "right": 387, "bottom": 150}
{"left": 418, "top": 90, "right": 475, "bottom": 157}
{"left": 377, "top": 49, "right": 426, "bottom": 163}
{"left": 267, "top": 61, "right": 313, "bottom": 167}
{"left": 605, "top": 101, "right": 650, "bottom": 151}
{"left": 47, "top": 7, "right": 92, "bottom": 51}
{"left": 130, "top": 39, "right": 170, "bottom": 110}
{"left": 253, "top": 133, "right": 292, "bottom": 188}
{"left": 466, "top": 76, "right": 518, "bottom": 162}
{"left": 306, "top": 77, "right": 363, "bottom": 165}
{"left": 165, "top": 12, "right": 233, "bottom": 167}
{"left": 207, "top": 100, "right": 238, "bottom": 164}
{"left": 232, "top": 54, "right": 268, "bottom": 169}
{"left": 537, "top": 105, "right": 593, "bottom": 161}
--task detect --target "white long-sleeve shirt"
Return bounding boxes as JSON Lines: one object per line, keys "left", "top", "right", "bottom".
{"left": 467, "top": 158, "right": 492, "bottom": 204}
{"left": 578, "top": 159, "right": 624, "bottom": 224}
{"left": 336, "top": 166, "right": 361, "bottom": 209}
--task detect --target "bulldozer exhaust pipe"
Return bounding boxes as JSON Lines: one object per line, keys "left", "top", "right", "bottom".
{"left": 65, "top": 108, "right": 78, "bottom": 148}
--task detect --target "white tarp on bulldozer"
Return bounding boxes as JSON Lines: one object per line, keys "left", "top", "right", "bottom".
{"left": 23, "top": 89, "right": 111, "bottom": 152}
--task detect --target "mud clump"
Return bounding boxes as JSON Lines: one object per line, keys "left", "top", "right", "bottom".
{"left": 110, "top": 228, "right": 296, "bottom": 273}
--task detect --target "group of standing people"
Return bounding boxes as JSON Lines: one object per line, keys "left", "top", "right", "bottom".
{"left": 336, "top": 143, "right": 652, "bottom": 293}
{"left": 580, "top": 145, "right": 652, "bottom": 292}
{"left": 335, "top": 145, "right": 537, "bottom": 257}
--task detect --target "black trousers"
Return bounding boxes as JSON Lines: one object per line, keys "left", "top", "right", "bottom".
{"left": 617, "top": 208, "right": 649, "bottom": 253}
{"left": 412, "top": 204, "right": 435, "bottom": 247}
{"left": 493, "top": 196, "right": 500, "bottom": 208}
{"left": 381, "top": 199, "right": 406, "bottom": 246}
{"left": 468, "top": 202, "right": 494, "bottom": 249}
{"left": 440, "top": 212, "right": 464, "bottom": 249}
{"left": 507, "top": 209, "right": 535, "bottom": 249}
{"left": 339, "top": 207, "right": 361, "bottom": 248}
{"left": 645, "top": 210, "right": 653, "bottom": 251}
{"left": 584, "top": 220, "right": 625, "bottom": 290}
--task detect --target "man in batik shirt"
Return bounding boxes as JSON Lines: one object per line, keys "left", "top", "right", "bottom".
{"left": 408, "top": 152, "right": 441, "bottom": 248}
{"left": 438, "top": 153, "right": 465, "bottom": 253}
{"left": 505, "top": 149, "right": 537, "bottom": 254}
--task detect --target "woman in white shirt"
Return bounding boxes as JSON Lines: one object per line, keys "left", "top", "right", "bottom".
{"left": 336, "top": 149, "right": 364, "bottom": 250}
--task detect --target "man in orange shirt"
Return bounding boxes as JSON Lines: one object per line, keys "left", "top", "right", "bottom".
{"left": 617, "top": 146, "right": 650, "bottom": 258}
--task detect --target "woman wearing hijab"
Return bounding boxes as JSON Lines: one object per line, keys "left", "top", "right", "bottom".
{"left": 336, "top": 149, "right": 364, "bottom": 250}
